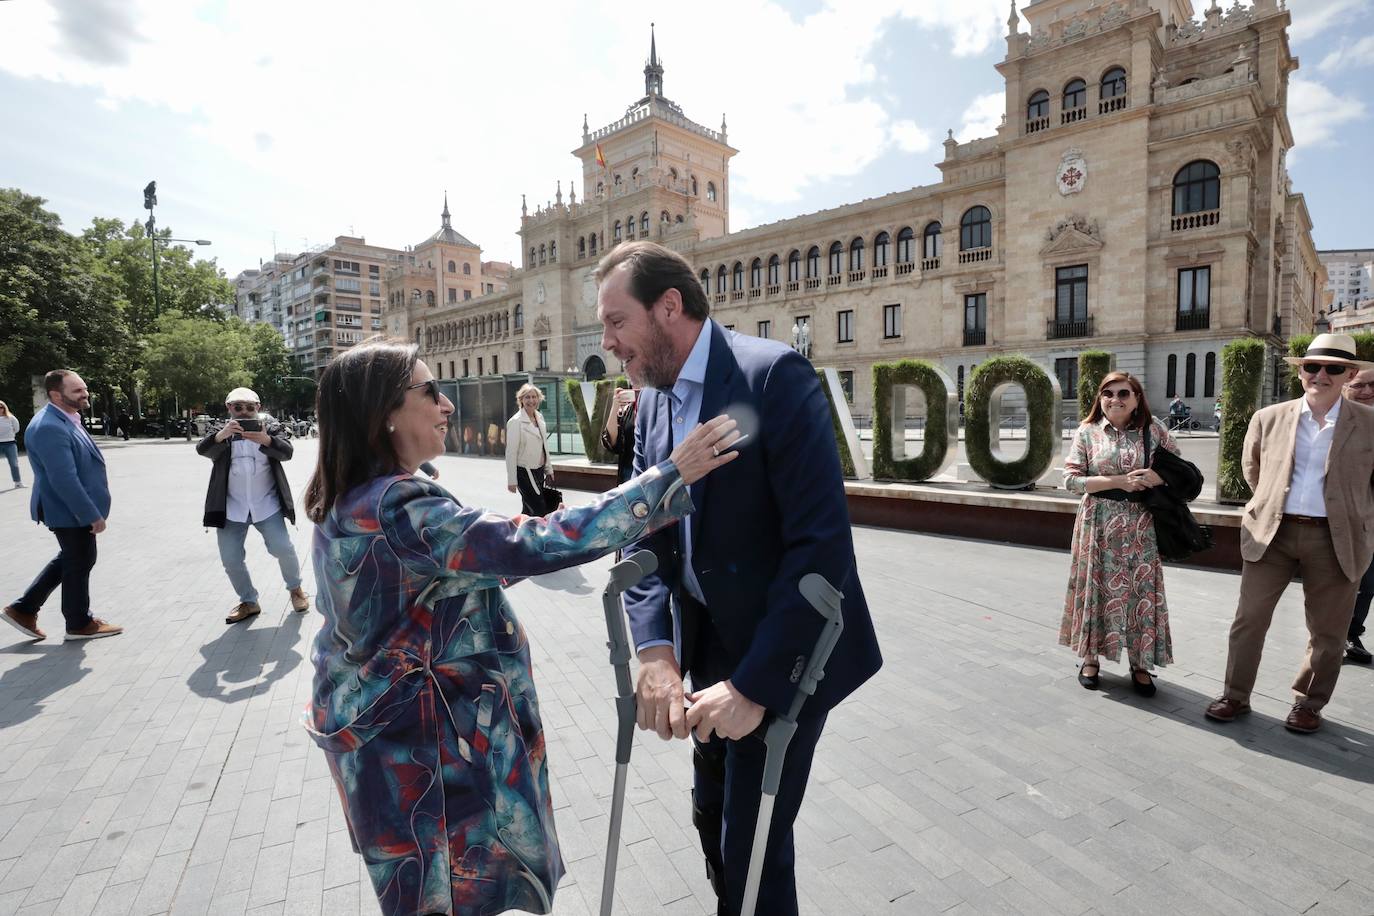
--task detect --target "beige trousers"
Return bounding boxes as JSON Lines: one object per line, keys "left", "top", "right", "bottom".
{"left": 1223, "top": 519, "right": 1359, "bottom": 711}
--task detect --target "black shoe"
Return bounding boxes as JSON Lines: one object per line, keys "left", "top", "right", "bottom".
{"left": 1347, "top": 636, "right": 1372, "bottom": 664}
{"left": 1077, "top": 663, "right": 1100, "bottom": 690}
{"left": 1130, "top": 669, "right": 1157, "bottom": 697}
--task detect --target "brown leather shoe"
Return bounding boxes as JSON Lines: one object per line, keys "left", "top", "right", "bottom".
{"left": 225, "top": 602, "right": 261, "bottom": 624}
{"left": 1204, "top": 697, "right": 1251, "bottom": 722}
{"left": 289, "top": 587, "right": 310, "bottom": 613}
{"left": 1284, "top": 703, "right": 1322, "bottom": 734}
{"left": 2, "top": 606, "right": 45, "bottom": 640}
{"left": 64, "top": 618, "right": 123, "bottom": 641}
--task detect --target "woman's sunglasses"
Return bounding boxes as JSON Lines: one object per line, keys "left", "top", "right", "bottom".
{"left": 406, "top": 379, "right": 442, "bottom": 403}
{"left": 1301, "top": 363, "right": 1348, "bottom": 377}
{"left": 1100, "top": 388, "right": 1135, "bottom": 400}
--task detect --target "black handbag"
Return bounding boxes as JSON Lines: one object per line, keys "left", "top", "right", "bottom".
{"left": 541, "top": 484, "right": 564, "bottom": 514}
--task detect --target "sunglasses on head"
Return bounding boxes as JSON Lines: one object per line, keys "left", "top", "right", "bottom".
{"left": 1100, "top": 388, "right": 1135, "bottom": 400}
{"left": 1301, "top": 363, "right": 1348, "bottom": 377}
{"left": 406, "top": 379, "right": 442, "bottom": 403}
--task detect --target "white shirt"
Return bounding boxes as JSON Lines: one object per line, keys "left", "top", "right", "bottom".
{"left": 226, "top": 436, "right": 281, "bottom": 524}
{"left": 0, "top": 414, "right": 19, "bottom": 443}
{"left": 1283, "top": 396, "right": 1340, "bottom": 517}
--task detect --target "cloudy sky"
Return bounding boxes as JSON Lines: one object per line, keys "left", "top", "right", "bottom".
{"left": 1, "top": 0, "right": 1370, "bottom": 278}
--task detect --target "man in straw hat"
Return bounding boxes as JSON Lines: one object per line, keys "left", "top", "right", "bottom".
{"left": 1205, "top": 333, "right": 1374, "bottom": 733}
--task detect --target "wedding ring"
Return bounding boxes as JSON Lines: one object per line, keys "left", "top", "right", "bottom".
{"left": 712, "top": 445, "right": 720, "bottom": 457}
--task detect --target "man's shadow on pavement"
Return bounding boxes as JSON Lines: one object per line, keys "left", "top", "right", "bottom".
{"left": 529, "top": 566, "right": 595, "bottom": 595}
{"left": 187, "top": 609, "right": 305, "bottom": 704}
{"left": 1095, "top": 674, "right": 1373, "bottom": 783}
{"left": 0, "top": 643, "right": 90, "bottom": 728}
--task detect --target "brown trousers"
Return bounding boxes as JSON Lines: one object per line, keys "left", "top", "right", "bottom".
{"left": 1224, "top": 519, "right": 1359, "bottom": 711}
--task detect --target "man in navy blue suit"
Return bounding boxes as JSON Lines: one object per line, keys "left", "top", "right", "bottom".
{"left": 2, "top": 370, "right": 123, "bottom": 642}
{"left": 596, "top": 242, "right": 882, "bottom": 915}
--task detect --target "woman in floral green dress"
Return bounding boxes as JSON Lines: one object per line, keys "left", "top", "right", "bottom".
{"left": 1059, "top": 371, "right": 1180, "bottom": 695}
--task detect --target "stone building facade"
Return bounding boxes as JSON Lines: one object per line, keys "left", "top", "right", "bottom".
{"left": 406, "top": 0, "right": 1322, "bottom": 421}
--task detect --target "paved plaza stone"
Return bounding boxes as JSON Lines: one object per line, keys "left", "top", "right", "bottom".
{"left": 1, "top": 439, "right": 1372, "bottom": 916}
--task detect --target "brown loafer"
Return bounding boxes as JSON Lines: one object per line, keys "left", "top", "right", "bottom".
{"left": 2, "top": 606, "right": 45, "bottom": 640}
{"left": 1204, "top": 697, "right": 1250, "bottom": 722}
{"left": 64, "top": 618, "right": 123, "bottom": 641}
{"left": 225, "top": 602, "right": 261, "bottom": 624}
{"left": 289, "top": 587, "right": 310, "bottom": 613}
{"left": 1284, "top": 703, "right": 1322, "bottom": 734}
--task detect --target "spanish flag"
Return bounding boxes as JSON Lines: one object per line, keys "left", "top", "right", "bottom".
{"left": 595, "top": 143, "right": 607, "bottom": 171}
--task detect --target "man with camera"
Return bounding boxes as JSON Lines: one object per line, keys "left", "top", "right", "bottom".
{"left": 197, "top": 387, "right": 309, "bottom": 624}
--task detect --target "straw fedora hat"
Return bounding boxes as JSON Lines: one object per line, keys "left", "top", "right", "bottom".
{"left": 1281, "top": 332, "right": 1374, "bottom": 372}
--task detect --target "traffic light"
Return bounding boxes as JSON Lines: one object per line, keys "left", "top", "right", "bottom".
{"left": 143, "top": 181, "right": 157, "bottom": 210}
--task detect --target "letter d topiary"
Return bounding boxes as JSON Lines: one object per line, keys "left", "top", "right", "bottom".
{"left": 871, "top": 360, "right": 958, "bottom": 482}
{"left": 965, "top": 356, "right": 1060, "bottom": 489}
{"left": 1217, "top": 338, "right": 1265, "bottom": 504}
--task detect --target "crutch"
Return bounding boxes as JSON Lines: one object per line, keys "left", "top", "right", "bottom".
{"left": 740, "top": 573, "right": 846, "bottom": 916}
{"left": 598, "top": 551, "right": 658, "bottom": 916}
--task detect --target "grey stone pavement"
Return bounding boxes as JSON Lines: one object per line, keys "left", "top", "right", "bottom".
{"left": 0, "top": 439, "right": 1372, "bottom": 916}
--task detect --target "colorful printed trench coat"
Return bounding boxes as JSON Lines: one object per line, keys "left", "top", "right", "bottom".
{"left": 305, "top": 464, "right": 692, "bottom": 916}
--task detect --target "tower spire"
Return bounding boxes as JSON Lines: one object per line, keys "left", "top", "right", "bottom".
{"left": 644, "top": 23, "right": 664, "bottom": 97}
{"left": 1007, "top": 0, "right": 1019, "bottom": 35}
{"left": 441, "top": 191, "right": 451, "bottom": 229}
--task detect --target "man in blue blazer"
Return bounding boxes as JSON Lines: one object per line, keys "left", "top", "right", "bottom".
{"left": 596, "top": 242, "right": 882, "bottom": 915}
{"left": 2, "top": 370, "right": 123, "bottom": 642}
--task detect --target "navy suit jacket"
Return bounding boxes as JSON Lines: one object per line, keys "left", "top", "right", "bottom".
{"left": 623, "top": 322, "right": 882, "bottom": 715}
{"left": 25, "top": 404, "right": 111, "bottom": 529}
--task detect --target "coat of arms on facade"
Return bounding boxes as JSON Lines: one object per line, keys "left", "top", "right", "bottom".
{"left": 1057, "top": 148, "right": 1087, "bottom": 196}
{"left": 532, "top": 314, "right": 551, "bottom": 336}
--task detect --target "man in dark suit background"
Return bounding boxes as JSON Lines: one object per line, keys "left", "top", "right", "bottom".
{"left": 2, "top": 370, "right": 123, "bottom": 642}
{"left": 595, "top": 241, "right": 882, "bottom": 915}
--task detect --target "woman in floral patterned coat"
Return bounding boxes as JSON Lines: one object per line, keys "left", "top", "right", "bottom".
{"left": 1059, "top": 371, "right": 1180, "bottom": 697}
{"left": 302, "top": 340, "right": 741, "bottom": 916}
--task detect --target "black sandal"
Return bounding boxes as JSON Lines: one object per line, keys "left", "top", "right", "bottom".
{"left": 1130, "top": 668, "right": 1157, "bottom": 697}
{"left": 1077, "top": 662, "right": 1100, "bottom": 690}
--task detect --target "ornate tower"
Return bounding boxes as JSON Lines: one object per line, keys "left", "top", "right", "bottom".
{"left": 644, "top": 23, "right": 664, "bottom": 98}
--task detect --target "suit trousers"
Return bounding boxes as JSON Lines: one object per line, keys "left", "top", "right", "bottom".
{"left": 1224, "top": 519, "right": 1359, "bottom": 711}
{"left": 11, "top": 526, "right": 98, "bottom": 631}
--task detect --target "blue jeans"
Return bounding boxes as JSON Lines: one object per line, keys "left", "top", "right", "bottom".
{"left": 216, "top": 513, "right": 302, "bottom": 605}
{"left": 0, "top": 442, "right": 19, "bottom": 484}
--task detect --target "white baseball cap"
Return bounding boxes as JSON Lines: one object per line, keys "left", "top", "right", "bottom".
{"left": 225, "top": 387, "right": 260, "bottom": 404}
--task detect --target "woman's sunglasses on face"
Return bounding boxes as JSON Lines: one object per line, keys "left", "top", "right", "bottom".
{"left": 407, "top": 379, "right": 442, "bottom": 403}
{"left": 1301, "top": 363, "right": 1348, "bottom": 377}
{"left": 1100, "top": 388, "right": 1135, "bottom": 401}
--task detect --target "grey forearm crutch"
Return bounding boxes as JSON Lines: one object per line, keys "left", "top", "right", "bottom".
{"left": 740, "top": 573, "right": 846, "bottom": 916}
{"left": 598, "top": 551, "right": 658, "bottom": 916}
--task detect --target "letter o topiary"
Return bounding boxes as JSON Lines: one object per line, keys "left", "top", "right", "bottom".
{"left": 965, "top": 356, "right": 1060, "bottom": 489}
{"left": 871, "top": 360, "right": 958, "bottom": 482}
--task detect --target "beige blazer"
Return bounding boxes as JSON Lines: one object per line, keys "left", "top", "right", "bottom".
{"left": 505, "top": 409, "right": 549, "bottom": 486}
{"left": 1240, "top": 397, "right": 1374, "bottom": 579}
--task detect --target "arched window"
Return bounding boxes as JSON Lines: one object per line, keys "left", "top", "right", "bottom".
{"left": 1166, "top": 354, "right": 1178, "bottom": 397}
{"left": 873, "top": 231, "right": 890, "bottom": 267}
{"left": 767, "top": 254, "right": 781, "bottom": 285}
{"left": 463, "top": 262, "right": 471, "bottom": 275}
{"left": 589, "top": 232, "right": 598, "bottom": 255}
{"left": 806, "top": 246, "right": 821, "bottom": 278}
{"left": 1027, "top": 89, "right": 1049, "bottom": 120}
{"left": 596, "top": 180, "right": 604, "bottom": 197}
{"left": 788, "top": 250, "right": 801, "bottom": 282}
{"left": 447, "top": 260, "right": 456, "bottom": 273}
{"left": 538, "top": 243, "right": 546, "bottom": 264}
{"left": 1063, "top": 78, "right": 1087, "bottom": 111}
{"left": 529, "top": 247, "right": 536, "bottom": 265}
{"left": 1185, "top": 352, "right": 1197, "bottom": 398}
{"left": 828, "top": 241, "right": 843, "bottom": 275}
{"left": 669, "top": 167, "right": 678, "bottom": 182}
{"left": 631, "top": 166, "right": 639, "bottom": 184}
{"left": 425, "top": 328, "right": 432, "bottom": 349}
{"left": 716, "top": 265, "right": 728, "bottom": 294}
{"left": 706, "top": 182, "right": 717, "bottom": 202}
{"left": 613, "top": 220, "right": 622, "bottom": 241}
{"left": 1204, "top": 351, "right": 1217, "bottom": 398}
{"left": 640, "top": 211, "right": 649, "bottom": 235}
{"left": 1172, "top": 160, "right": 1220, "bottom": 215}
{"left": 578, "top": 236, "right": 586, "bottom": 258}
{"left": 1101, "top": 67, "right": 1127, "bottom": 99}
{"left": 549, "top": 241, "right": 556, "bottom": 261}
{"left": 425, "top": 290, "right": 435, "bottom": 306}
{"left": 613, "top": 173, "right": 621, "bottom": 186}
{"left": 626, "top": 214, "right": 636, "bottom": 238}
{"left": 675, "top": 214, "right": 683, "bottom": 223}
{"left": 896, "top": 226, "right": 914, "bottom": 263}
{"left": 848, "top": 237, "right": 864, "bottom": 271}
{"left": 732, "top": 261, "right": 744, "bottom": 291}
{"left": 923, "top": 221, "right": 942, "bottom": 259}
{"left": 692, "top": 176, "right": 699, "bottom": 196}
{"left": 750, "top": 258, "right": 762, "bottom": 288}
{"left": 415, "top": 328, "right": 422, "bottom": 349}
{"left": 700, "top": 268, "right": 710, "bottom": 289}
{"left": 513, "top": 304, "right": 523, "bottom": 330}
{"left": 660, "top": 210, "right": 670, "bottom": 223}
{"left": 960, "top": 206, "right": 991, "bottom": 251}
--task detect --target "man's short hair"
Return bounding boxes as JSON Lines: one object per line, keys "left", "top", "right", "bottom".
{"left": 593, "top": 241, "right": 710, "bottom": 320}
{"left": 43, "top": 370, "right": 72, "bottom": 394}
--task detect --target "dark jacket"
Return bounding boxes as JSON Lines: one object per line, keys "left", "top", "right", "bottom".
{"left": 1141, "top": 436, "right": 1212, "bottom": 561}
{"left": 196, "top": 420, "right": 296, "bottom": 528}
{"left": 600, "top": 401, "right": 636, "bottom": 485}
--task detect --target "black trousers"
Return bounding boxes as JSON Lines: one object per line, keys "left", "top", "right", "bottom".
{"left": 515, "top": 465, "right": 548, "bottom": 516}
{"left": 1351, "top": 555, "right": 1374, "bottom": 640}
{"left": 11, "top": 526, "right": 98, "bottom": 631}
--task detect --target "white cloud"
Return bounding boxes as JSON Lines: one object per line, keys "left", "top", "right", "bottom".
{"left": 1318, "top": 34, "right": 1374, "bottom": 72}
{"left": 1288, "top": 76, "right": 1367, "bottom": 153}
{"left": 1287, "top": 0, "right": 1371, "bottom": 43}
{"left": 0, "top": 0, "right": 1012, "bottom": 269}
{"left": 957, "top": 92, "right": 1004, "bottom": 142}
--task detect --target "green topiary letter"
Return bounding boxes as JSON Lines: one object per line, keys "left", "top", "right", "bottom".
{"left": 566, "top": 377, "right": 628, "bottom": 463}
{"left": 965, "top": 356, "right": 1060, "bottom": 490}
{"left": 1217, "top": 338, "right": 1266, "bottom": 504}
{"left": 1076, "top": 351, "right": 1114, "bottom": 421}
{"left": 871, "top": 360, "right": 958, "bottom": 482}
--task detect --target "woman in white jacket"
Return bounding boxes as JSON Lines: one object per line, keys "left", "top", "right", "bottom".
{"left": 506, "top": 383, "right": 555, "bottom": 515}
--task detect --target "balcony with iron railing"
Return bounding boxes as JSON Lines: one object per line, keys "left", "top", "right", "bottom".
{"left": 1171, "top": 209, "right": 1221, "bottom": 232}
{"left": 1047, "top": 315, "right": 1094, "bottom": 339}
{"left": 958, "top": 247, "right": 992, "bottom": 265}
{"left": 963, "top": 328, "right": 986, "bottom": 346}
{"left": 1175, "top": 309, "right": 1210, "bottom": 331}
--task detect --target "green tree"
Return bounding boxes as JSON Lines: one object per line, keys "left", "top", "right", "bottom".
{"left": 138, "top": 310, "right": 250, "bottom": 411}
{"left": 232, "top": 319, "right": 312, "bottom": 411}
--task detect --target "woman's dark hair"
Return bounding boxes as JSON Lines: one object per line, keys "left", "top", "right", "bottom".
{"left": 304, "top": 338, "right": 418, "bottom": 523}
{"left": 1083, "top": 370, "right": 1153, "bottom": 431}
